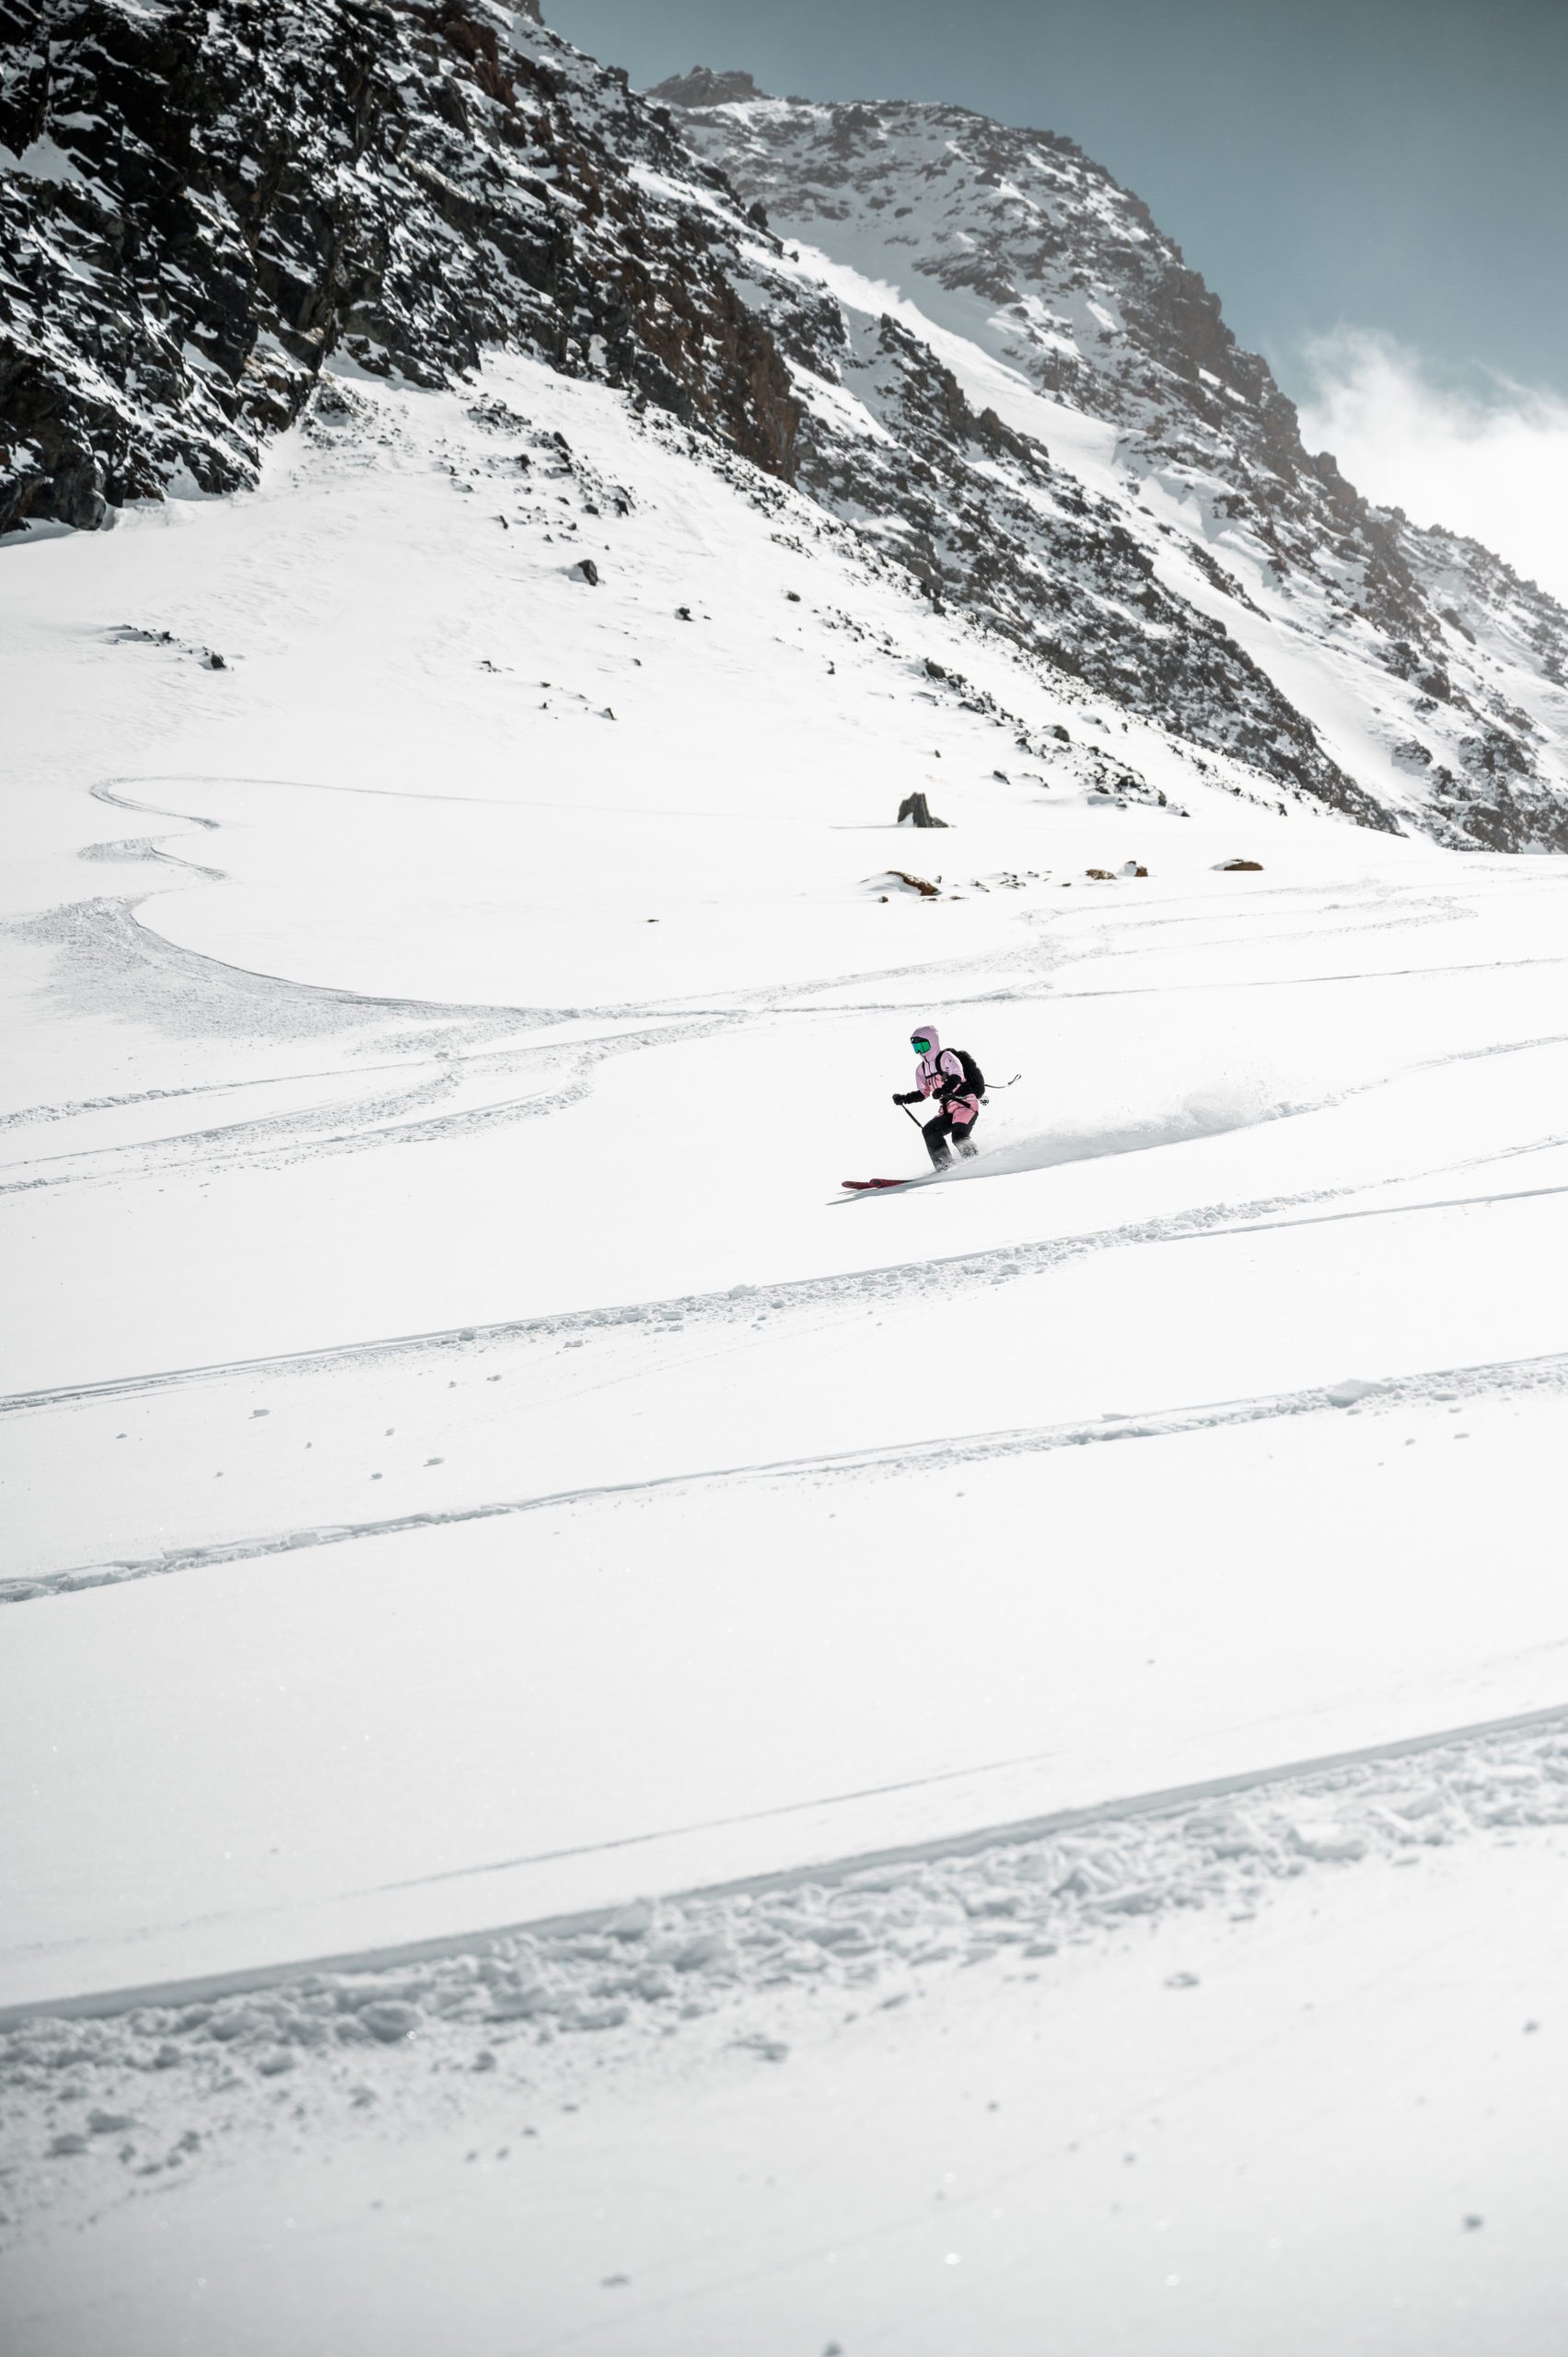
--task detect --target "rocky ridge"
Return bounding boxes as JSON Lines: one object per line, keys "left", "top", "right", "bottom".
{"left": 660, "top": 75, "right": 1568, "bottom": 851}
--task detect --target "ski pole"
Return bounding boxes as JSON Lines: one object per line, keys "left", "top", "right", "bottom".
{"left": 899, "top": 1102, "right": 923, "bottom": 1130}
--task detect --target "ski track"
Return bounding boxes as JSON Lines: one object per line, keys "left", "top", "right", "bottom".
{"left": 9, "top": 775, "right": 1567, "bottom": 1216}
{"left": 0, "top": 891, "right": 743, "bottom": 1189}
{"left": 7, "top": 1341, "right": 1566, "bottom": 1606}
{"left": 4, "top": 1149, "right": 1564, "bottom": 1422}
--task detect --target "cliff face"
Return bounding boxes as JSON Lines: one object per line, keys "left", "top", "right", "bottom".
{"left": 0, "top": 0, "right": 802, "bottom": 534}
{"left": 653, "top": 87, "right": 1423, "bottom": 638}
{"left": 4, "top": 5, "right": 1568, "bottom": 850}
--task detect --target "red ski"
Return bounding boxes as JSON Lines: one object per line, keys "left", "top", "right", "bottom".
{"left": 837, "top": 1164, "right": 966, "bottom": 1199}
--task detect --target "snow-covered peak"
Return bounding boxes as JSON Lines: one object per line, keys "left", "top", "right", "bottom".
{"left": 665, "top": 75, "right": 1568, "bottom": 850}
{"left": 658, "top": 83, "right": 1289, "bottom": 449}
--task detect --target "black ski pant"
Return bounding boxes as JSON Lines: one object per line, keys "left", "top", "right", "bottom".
{"left": 923, "top": 1109, "right": 979, "bottom": 1169}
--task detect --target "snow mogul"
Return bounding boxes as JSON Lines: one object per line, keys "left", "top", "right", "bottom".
{"left": 893, "top": 1023, "right": 985, "bottom": 1169}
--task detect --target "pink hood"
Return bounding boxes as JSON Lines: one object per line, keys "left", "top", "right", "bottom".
{"left": 912, "top": 1022, "right": 975, "bottom": 1113}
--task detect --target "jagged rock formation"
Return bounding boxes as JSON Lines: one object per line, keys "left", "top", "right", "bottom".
{"left": 0, "top": 0, "right": 801, "bottom": 533}
{"left": 4, "top": 3, "right": 1567, "bottom": 849}
{"left": 650, "top": 84, "right": 1467, "bottom": 646}
{"left": 777, "top": 297, "right": 1389, "bottom": 826}
{"left": 653, "top": 68, "right": 767, "bottom": 110}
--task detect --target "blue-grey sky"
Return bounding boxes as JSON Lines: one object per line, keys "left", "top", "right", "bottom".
{"left": 548, "top": 0, "right": 1568, "bottom": 406}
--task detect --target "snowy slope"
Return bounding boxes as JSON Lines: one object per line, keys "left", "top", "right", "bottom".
{"left": 6, "top": 346, "right": 1568, "bottom": 2016}
{"left": 7, "top": 1730, "right": 1568, "bottom": 2357}
{"left": 5, "top": 9, "right": 1568, "bottom": 2348}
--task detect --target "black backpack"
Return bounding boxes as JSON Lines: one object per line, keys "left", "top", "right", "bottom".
{"left": 950, "top": 1046, "right": 986, "bottom": 1099}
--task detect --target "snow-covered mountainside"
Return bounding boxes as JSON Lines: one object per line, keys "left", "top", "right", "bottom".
{"left": 6, "top": 9, "right": 1568, "bottom": 2346}
{"left": 6, "top": 1, "right": 1568, "bottom": 849}
{"left": 6, "top": 332, "right": 1568, "bottom": 2340}
{"left": 656, "top": 69, "right": 1568, "bottom": 853}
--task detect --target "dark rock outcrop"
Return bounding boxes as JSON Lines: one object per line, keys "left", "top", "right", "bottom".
{"left": 649, "top": 68, "right": 768, "bottom": 110}
{"left": 0, "top": 0, "right": 802, "bottom": 534}
{"left": 897, "top": 793, "right": 947, "bottom": 828}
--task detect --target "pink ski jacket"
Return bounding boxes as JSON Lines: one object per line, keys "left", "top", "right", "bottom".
{"left": 912, "top": 1023, "right": 979, "bottom": 1124}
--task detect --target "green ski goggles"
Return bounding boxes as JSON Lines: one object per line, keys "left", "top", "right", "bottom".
{"left": 910, "top": 1036, "right": 931, "bottom": 1052}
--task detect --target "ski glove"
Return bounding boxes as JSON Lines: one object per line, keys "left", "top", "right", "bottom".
{"left": 892, "top": 1091, "right": 919, "bottom": 1106}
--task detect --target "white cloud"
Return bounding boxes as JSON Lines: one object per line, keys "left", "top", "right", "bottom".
{"left": 1296, "top": 328, "right": 1568, "bottom": 607}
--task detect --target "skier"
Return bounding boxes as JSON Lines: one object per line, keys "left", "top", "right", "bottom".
{"left": 893, "top": 1023, "right": 983, "bottom": 1169}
